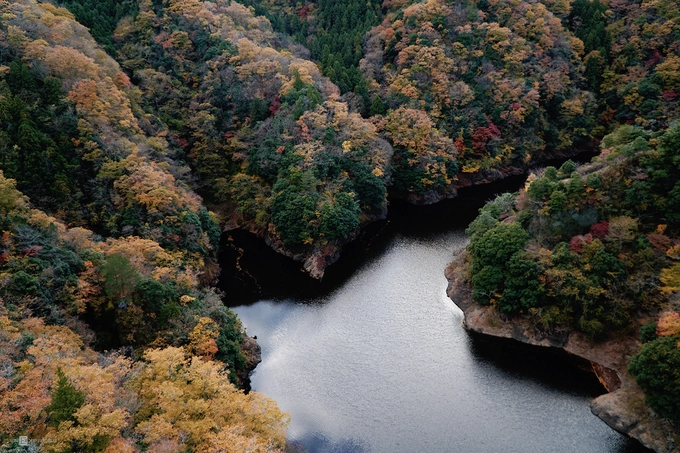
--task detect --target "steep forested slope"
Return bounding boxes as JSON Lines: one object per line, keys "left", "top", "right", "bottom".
{"left": 56, "top": 0, "right": 138, "bottom": 54}
{"left": 2, "top": 0, "right": 679, "bottom": 449}
{"left": 0, "top": 1, "right": 221, "bottom": 259}
{"left": 240, "top": 0, "right": 384, "bottom": 99}
{"left": 242, "top": 0, "right": 599, "bottom": 204}
{"left": 457, "top": 123, "right": 680, "bottom": 451}
{"left": 0, "top": 2, "right": 289, "bottom": 451}
{"left": 97, "top": 0, "right": 610, "bottom": 274}
{"left": 464, "top": 124, "right": 680, "bottom": 337}
{"left": 450, "top": 0, "right": 680, "bottom": 449}
{"left": 454, "top": 0, "right": 680, "bottom": 444}
{"left": 0, "top": 169, "right": 288, "bottom": 451}
{"left": 0, "top": 304, "right": 287, "bottom": 452}
{"left": 592, "top": 0, "right": 679, "bottom": 128}
{"left": 107, "top": 0, "right": 391, "bottom": 276}
{"left": 456, "top": 0, "right": 679, "bottom": 425}
{"left": 14, "top": 0, "right": 672, "bottom": 277}
{"left": 359, "top": 0, "right": 595, "bottom": 200}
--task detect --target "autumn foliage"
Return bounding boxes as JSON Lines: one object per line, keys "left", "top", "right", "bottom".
{"left": 0, "top": 3, "right": 290, "bottom": 450}
{"left": 465, "top": 123, "right": 680, "bottom": 424}
{"left": 2, "top": 0, "right": 680, "bottom": 443}
{"left": 362, "top": 0, "right": 595, "bottom": 184}
{"left": 0, "top": 311, "right": 288, "bottom": 452}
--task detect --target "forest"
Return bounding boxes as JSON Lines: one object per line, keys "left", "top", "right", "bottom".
{"left": 459, "top": 0, "right": 680, "bottom": 433}
{"left": 0, "top": 0, "right": 678, "bottom": 451}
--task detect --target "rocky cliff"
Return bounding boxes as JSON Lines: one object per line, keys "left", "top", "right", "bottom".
{"left": 224, "top": 153, "right": 579, "bottom": 279}
{"left": 237, "top": 335, "right": 262, "bottom": 393}
{"left": 445, "top": 256, "right": 679, "bottom": 453}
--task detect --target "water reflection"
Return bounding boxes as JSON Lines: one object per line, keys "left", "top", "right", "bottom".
{"left": 224, "top": 165, "right": 649, "bottom": 452}
{"left": 233, "top": 231, "right": 650, "bottom": 453}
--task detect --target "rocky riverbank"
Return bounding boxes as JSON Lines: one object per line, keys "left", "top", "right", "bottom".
{"left": 223, "top": 201, "right": 388, "bottom": 279}
{"left": 236, "top": 335, "right": 262, "bottom": 392}
{"left": 221, "top": 150, "right": 591, "bottom": 279}
{"left": 445, "top": 255, "right": 679, "bottom": 453}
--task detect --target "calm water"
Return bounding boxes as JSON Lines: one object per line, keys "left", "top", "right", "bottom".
{"left": 225, "top": 175, "right": 650, "bottom": 453}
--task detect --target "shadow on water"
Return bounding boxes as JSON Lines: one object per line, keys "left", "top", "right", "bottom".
{"left": 470, "top": 333, "right": 652, "bottom": 452}
{"left": 217, "top": 219, "right": 392, "bottom": 306}
{"left": 218, "top": 151, "right": 601, "bottom": 305}
{"left": 218, "top": 174, "right": 529, "bottom": 306}
{"left": 470, "top": 332, "right": 606, "bottom": 397}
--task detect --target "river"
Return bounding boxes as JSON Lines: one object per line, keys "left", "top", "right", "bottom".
{"left": 221, "top": 176, "right": 651, "bottom": 453}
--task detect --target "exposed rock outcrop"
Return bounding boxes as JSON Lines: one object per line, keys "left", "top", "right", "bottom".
{"left": 237, "top": 335, "right": 262, "bottom": 392}
{"left": 445, "top": 256, "right": 679, "bottom": 453}
{"left": 222, "top": 150, "right": 594, "bottom": 279}
{"left": 223, "top": 202, "right": 388, "bottom": 280}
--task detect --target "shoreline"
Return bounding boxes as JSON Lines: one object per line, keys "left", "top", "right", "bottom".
{"left": 237, "top": 335, "right": 262, "bottom": 393}
{"left": 222, "top": 147, "right": 598, "bottom": 279}
{"left": 445, "top": 255, "right": 678, "bottom": 453}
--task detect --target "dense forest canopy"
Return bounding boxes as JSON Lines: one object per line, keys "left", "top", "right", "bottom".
{"left": 463, "top": 122, "right": 680, "bottom": 427}
{"left": 0, "top": 1, "right": 289, "bottom": 451}
{"left": 458, "top": 0, "right": 680, "bottom": 432}
{"left": 240, "top": 0, "right": 384, "bottom": 99}
{"left": 0, "top": 0, "right": 679, "bottom": 450}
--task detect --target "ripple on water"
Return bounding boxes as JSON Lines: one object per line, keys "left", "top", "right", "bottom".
{"left": 234, "top": 232, "right": 650, "bottom": 453}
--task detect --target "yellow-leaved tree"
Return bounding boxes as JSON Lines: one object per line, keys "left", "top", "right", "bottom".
{"left": 129, "top": 347, "right": 289, "bottom": 452}
{"left": 656, "top": 311, "right": 680, "bottom": 337}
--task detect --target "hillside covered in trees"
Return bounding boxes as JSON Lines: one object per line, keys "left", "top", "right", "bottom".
{"left": 0, "top": 1, "right": 288, "bottom": 451}
{"left": 45, "top": 0, "right": 626, "bottom": 277}
{"left": 1, "top": 0, "right": 680, "bottom": 450}
{"left": 457, "top": 124, "right": 680, "bottom": 451}
{"left": 455, "top": 0, "right": 680, "bottom": 449}
{"left": 1, "top": 0, "right": 675, "bottom": 276}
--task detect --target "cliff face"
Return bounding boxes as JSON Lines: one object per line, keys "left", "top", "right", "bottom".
{"left": 445, "top": 257, "right": 679, "bottom": 453}
{"left": 243, "top": 145, "right": 595, "bottom": 279}
{"left": 229, "top": 155, "right": 570, "bottom": 279}
{"left": 238, "top": 335, "right": 262, "bottom": 392}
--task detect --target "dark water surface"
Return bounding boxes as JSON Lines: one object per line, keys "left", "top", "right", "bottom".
{"left": 221, "top": 174, "right": 651, "bottom": 453}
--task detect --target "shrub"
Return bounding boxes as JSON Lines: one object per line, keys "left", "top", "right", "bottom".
{"left": 629, "top": 335, "right": 680, "bottom": 423}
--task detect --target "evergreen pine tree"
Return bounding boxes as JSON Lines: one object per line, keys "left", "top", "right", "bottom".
{"left": 369, "top": 95, "right": 387, "bottom": 116}
{"left": 46, "top": 368, "right": 85, "bottom": 427}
